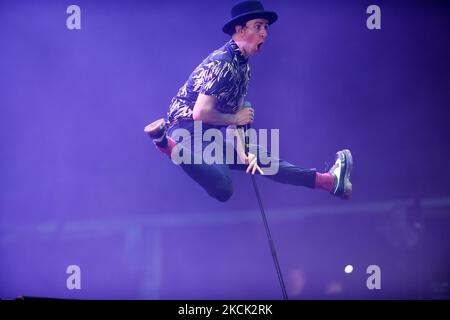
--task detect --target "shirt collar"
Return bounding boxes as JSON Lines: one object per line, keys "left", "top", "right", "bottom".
{"left": 228, "top": 39, "right": 248, "bottom": 65}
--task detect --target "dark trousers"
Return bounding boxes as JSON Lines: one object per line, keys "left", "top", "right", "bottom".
{"left": 167, "top": 120, "right": 317, "bottom": 202}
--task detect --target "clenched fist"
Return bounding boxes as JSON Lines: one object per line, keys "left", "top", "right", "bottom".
{"left": 233, "top": 107, "right": 254, "bottom": 126}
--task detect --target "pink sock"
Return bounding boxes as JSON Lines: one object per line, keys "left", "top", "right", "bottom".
{"left": 315, "top": 172, "right": 334, "bottom": 192}
{"left": 157, "top": 137, "right": 176, "bottom": 157}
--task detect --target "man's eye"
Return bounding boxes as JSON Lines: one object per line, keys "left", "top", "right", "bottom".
{"left": 254, "top": 24, "right": 268, "bottom": 31}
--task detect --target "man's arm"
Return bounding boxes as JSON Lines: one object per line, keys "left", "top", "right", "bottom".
{"left": 192, "top": 93, "right": 255, "bottom": 126}
{"left": 193, "top": 94, "right": 261, "bottom": 173}
{"left": 192, "top": 94, "right": 236, "bottom": 126}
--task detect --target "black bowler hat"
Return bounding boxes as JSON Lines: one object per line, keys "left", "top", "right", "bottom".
{"left": 222, "top": 1, "right": 278, "bottom": 35}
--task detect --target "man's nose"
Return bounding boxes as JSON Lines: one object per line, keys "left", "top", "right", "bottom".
{"left": 260, "top": 29, "right": 267, "bottom": 39}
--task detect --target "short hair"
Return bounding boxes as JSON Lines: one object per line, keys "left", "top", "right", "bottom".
{"left": 232, "top": 23, "right": 245, "bottom": 35}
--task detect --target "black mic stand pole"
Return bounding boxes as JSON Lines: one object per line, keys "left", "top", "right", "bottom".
{"left": 242, "top": 101, "right": 288, "bottom": 300}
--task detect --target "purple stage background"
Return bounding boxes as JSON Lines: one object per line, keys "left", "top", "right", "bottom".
{"left": 1, "top": 0, "right": 449, "bottom": 299}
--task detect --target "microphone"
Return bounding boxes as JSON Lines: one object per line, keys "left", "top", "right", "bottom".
{"left": 242, "top": 101, "right": 252, "bottom": 156}
{"left": 242, "top": 101, "right": 253, "bottom": 128}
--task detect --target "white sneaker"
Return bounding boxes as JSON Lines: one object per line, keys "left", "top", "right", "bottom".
{"left": 329, "top": 149, "right": 353, "bottom": 200}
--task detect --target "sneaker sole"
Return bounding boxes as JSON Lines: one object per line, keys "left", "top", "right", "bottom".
{"left": 339, "top": 149, "right": 353, "bottom": 200}
{"left": 144, "top": 118, "right": 166, "bottom": 138}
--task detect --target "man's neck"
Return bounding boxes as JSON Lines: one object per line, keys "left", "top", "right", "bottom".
{"left": 231, "top": 36, "right": 249, "bottom": 58}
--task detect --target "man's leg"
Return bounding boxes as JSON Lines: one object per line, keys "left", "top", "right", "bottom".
{"left": 144, "top": 119, "right": 176, "bottom": 157}
{"left": 177, "top": 162, "right": 233, "bottom": 202}
{"left": 145, "top": 119, "right": 233, "bottom": 202}
{"left": 228, "top": 142, "right": 352, "bottom": 200}
{"left": 227, "top": 143, "right": 316, "bottom": 187}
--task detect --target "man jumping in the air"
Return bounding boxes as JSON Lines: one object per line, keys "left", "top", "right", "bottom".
{"left": 144, "top": 1, "right": 352, "bottom": 202}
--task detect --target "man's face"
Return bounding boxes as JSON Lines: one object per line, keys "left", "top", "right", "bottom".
{"left": 240, "top": 18, "right": 269, "bottom": 56}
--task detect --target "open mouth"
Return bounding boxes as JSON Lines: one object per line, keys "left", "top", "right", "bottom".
{"left": 257, "top": 42, "right": 264, "bottom": 50}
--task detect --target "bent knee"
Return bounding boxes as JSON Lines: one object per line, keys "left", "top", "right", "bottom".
{"left": 209, "top": 179, "right": 233, "bottom": 202}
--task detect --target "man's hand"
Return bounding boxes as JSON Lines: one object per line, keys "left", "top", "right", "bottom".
{"left": 245, "top": 152, "right": 264, "bottom": 175}
{"left": 234, "top": 107, "right": 254, "bottom": 126}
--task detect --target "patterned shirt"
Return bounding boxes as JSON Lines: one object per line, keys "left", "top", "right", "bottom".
{"left": 167, "top": 39, "right": 251, "bottom": 127}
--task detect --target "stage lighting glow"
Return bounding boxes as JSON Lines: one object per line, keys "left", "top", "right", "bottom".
{"left": 344, "top": 265, "right": 353, "bottom": 274}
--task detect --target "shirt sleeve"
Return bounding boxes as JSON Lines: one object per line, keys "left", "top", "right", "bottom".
{"left": 199, "top": 60, "right": 235, "bottom": 102}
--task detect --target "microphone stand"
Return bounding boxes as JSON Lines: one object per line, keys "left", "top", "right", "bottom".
{"left": 243, "top": 114, "right": 289, "bottom": 301}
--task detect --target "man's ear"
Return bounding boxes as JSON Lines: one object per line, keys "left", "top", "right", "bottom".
{"left": 234, "top": 25, "right": 244, "bottom": 34}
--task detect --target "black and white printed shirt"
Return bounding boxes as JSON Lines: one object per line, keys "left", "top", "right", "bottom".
{"left": 167, "top": 39, "right": 251, "bottom": 127}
